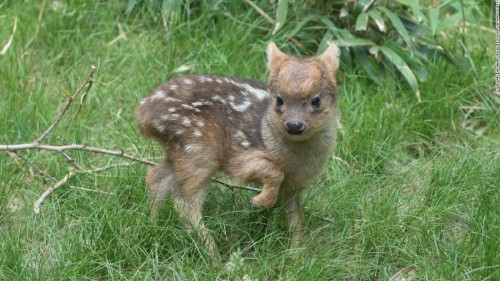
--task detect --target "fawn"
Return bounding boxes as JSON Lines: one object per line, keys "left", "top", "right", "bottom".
{"left": 136, "top": 42, "right": 340, "bottom": 259}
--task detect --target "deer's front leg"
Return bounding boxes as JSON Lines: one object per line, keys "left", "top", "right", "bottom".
{"left": 285, "top": 193, "right": 304, "bottom": 249}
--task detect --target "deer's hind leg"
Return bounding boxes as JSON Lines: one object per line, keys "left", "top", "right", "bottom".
{"left": 146, "top": 158, "right": 177, "bottom": 220}
{"left": 171, "top": 152, "right": 219, "bottom": 262}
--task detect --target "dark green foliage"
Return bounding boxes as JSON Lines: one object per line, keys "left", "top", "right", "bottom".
{"left": 125, "top": 0, "right": 484, "bottom": 90}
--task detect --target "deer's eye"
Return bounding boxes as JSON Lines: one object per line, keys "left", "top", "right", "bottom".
{"left": 311, "top": 97, "right": 321, "bottom": 107}
{"left": 276, "top": 96, "right": 284, "bottom": 107}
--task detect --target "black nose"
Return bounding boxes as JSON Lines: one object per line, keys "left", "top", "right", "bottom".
{"left": 284, "top": 120, "right": 305, "bottom": 135}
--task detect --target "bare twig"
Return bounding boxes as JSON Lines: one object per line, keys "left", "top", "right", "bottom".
{"left": 0, "top": 143, "right": 156, "bottom": 166}
{"left": 7, "top": 151, "right": 57, "bottom": 183}
{"left": 211, "top": 178, "right": 261, "bottom": 193}
{"left": 244, "top": 0, "right": 274, "bottom": 24}
{"left": 35, "top": 65, "right": 96, "bottom": 144}
{"left": 58, "top": 150, "right": 85, "bottom": 170}
{"left": 34, "top": 171, "right": 75, "bottom": 214}
{"left": 33, "top": 162, "right": 137, "bottom": 213}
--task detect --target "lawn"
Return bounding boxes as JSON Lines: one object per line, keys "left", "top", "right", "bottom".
{"left": 0, "top": 1, "right": 498, "bottom": 280}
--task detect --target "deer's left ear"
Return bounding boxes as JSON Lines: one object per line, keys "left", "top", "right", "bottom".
{"left": 318, "top": 42, "right": 340, "bottom": 74}
{"left": 266, "top": 42, "right": 286, "bottom": 71}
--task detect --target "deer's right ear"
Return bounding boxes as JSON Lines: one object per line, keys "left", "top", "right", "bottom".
{"left": 318, "top": 42, "right": 340, "bottom": 75}
{"left": 266, "top": 42, "right": 286, "bottom": 71}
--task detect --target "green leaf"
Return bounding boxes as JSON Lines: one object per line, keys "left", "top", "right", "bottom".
{"left": 355, "top": 12, "right": 369, "bottom": 31}
{"left": 286, "top": 15, "right": 318, "bottom": 38}
{"left": 317, "top": 31, "right": 334, "bottom": 55}
{"left": 437, "top": 11, "right": 466, "bottom": 34}
{"left": 384, "top": 42, "right": 427, "bottom": 82}
{"left": 368, "top": 10, "right": 386, "bottom": 32}
{"left": 273, "top": 0, "right": 288, "bottom": 35}
{"left": 353, "top": 47, "right": 384, "bottom": 82}
{"left": 353, "top": 0, "right": 376, "bottom": 16}
{"left": 333, "top": 29, "right": 375, "bottom": 47}
{"left": 380, "top": 45, "right": 418, "bottom": 90}
{"left": 395, "top": 0, "right": 418, "bottom": 6}
{"left": 378, "top": 7, "right": 412, "bottom": 47}
{"left": 429, "top": 7, "right": 439, "bottom": 37}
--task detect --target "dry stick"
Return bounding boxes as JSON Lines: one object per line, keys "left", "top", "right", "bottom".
{"left": 33, "top": 162, "right": 137, "bottom": 214}
{"left": 34, "top": 0, "right": 47, "bottom": 36}
{"left": 34, "top": 171, "right": 75, "bottom": 214}
{"left": 211, "top": 178, "right": 261, "bottom": 193}
{"left": 7, "top": 151, "right": 57, "bottom": 183}
{"left": 0, "top": 143, "right": 157, "bottom": 167}
{"left": 35, "top": 65, "right": 96, "bottom": 145}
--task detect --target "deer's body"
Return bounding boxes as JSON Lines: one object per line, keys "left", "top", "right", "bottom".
{"left": 136, "top": 42, "right": 340, "bottom": 260}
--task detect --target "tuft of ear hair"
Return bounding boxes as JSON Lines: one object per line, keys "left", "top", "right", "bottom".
{"left": 318, "top": 42, "right": 340, "bottom": 74}
{"left": 266, "top": 42, "right": 287, "bottom": 70}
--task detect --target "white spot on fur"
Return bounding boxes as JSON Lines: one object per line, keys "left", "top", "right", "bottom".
{"left": 182, "top": 117, "right": 191, "bottom": 127}
{"left": 241, "top": 141, "right": 251, "bottom": 148}
{"left": 156, "top": 124, "right": 166, "bottom": 133}
{"left": 181, "top": 104, "right": 194, "bottom": 110}
{"left": 168, "top": 107, "right": 177, "bottom": 113}
{"left": 153, "top": 120, "right": 166, "bottom": 133}
{"left": 151, "top": 90, "right": 166, "bottom": 100}
{"left": 183, "top": 79, "right": 193, "bottom": 85}
{"left": 164, "top": 97, "right": 181, "bottom": 103}
{"left": 228, "top": 96, "right": 235, "bottom": 101}
{"left": 193, "top": 129, "right": 203, "bottom": 138}
{"left": 228, "top": 80, "right": 269, "bottom": 100}
{"left": 215, "top": 78, "right": 222, "bottom": 83}
{"left": 195, "top": 120, "right": 204, "bottom": 127}
{"left": 229, "top": 99, "right": 252, "bottom": 112}
{"left": 169, "top": 84, "right": 178, "bottom": 91}
{"left": 211, "top": 95, "right": 227, "bottom": 104}
{"left": 199, "top": 76, "right": 214, "bottom": 83}
{"left": 203, "top": 101, "right": 214, "bottom": 106}
{"left": 234, "top": 130, "right": 247, "bottom": 141}
{"left": 174, "top": 129, "right": 185, "bottom": 135}
{"left": 139, "top": 99, "right": 146, "bottom": 105}
{"left": 160, "top": 114, "right": 181, "bottom": 121}
{"left": 191, "top": 101, "right": 204, "bottom": 107}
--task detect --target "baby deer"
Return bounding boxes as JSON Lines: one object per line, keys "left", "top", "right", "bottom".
{"left": 136, "top": 42, "right": 340, "bottom": 259}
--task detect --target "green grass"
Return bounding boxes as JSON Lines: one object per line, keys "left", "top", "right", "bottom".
{"left": 1, "top": 1, "right": 498, "bottom": 280}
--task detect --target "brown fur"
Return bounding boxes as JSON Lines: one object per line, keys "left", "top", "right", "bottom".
{"left": 136, "top": 42, "right": 340, "bottom": 260}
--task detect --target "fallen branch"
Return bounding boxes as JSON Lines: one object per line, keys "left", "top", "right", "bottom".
{"left": 0, "top": 143, "right": 156, "bottom": 166}
{"left": 33, "top": 162, "right": 138, "bottom": 214}
{"left": 33, "top": 171, "right": 75, "bottom": 214}
{"left": 211, "top": 178, "right": 261, "bottom": 193}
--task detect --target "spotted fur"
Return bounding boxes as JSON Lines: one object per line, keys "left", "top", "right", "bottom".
{"left": 136, "top": 42, "right": 340, "bottom": 262}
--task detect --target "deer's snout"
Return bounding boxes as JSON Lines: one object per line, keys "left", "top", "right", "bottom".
{"left": 284, "top": 120, "right": 306, "bottom": 135}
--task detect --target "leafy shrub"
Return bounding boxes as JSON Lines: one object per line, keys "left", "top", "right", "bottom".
{"left": 123, "top": 0, "right": 485, "bottom": 90}
{"left": 271, "top": 0, "right": 484, "bottom": 90}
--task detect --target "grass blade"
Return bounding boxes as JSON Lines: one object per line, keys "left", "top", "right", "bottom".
{"left": 333, "top": 30, "right": 375, "bottom": 47}
{"left": 429, "top": 7, "right": 440, "bottom": 37}
{"left": 380, "top": 45, "right": 418, "bottom": 90}
{"left": 369, "top": 10, "right": 386, "bottom": 32}
{"left": 353, "top": 47, "right": 384, "bottom": 82}
{"left": 355, "top": 12, "right": 370, "bottom": 31}
{"left": 273, "top": 0, "right": 288, "bottom": 35}
{"left": 378, "top": 7, "right": 412, "bottom": 47}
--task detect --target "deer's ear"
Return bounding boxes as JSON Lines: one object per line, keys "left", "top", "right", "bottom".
{"left": 266, "top": 42, "right": 286, "bottom": 71}
{"left": 318, "top": 42, "right": 340, "bottom": 74}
